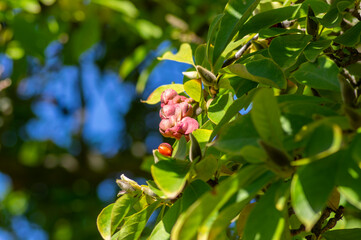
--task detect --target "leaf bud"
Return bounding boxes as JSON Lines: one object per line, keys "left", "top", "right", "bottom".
{"left": 182, "top": 71, "right": 199, "bottom": 79}
{"left": 196, "top": 65, "right": 217, "bottom": 87}
{"left": 116, "top": 174, "right": 142, "bottom": 194}
{"left": 307, "top": 5, "right": 319, "bottom": 38}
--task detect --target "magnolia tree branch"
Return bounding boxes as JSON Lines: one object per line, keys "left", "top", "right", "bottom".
{"left": 222, "top": 33, "right": 259, "bottom": 68}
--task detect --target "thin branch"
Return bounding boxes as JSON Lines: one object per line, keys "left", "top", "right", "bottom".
{"left": 222, "top": 33, "right": 259, "bottom": 68}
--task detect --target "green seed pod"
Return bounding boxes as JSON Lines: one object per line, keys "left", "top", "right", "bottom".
{"left": 307, "top": 5, "right": 319, "bottom": 38}
{"left": 196, "top": 65, "right": 217, "bottom": 87}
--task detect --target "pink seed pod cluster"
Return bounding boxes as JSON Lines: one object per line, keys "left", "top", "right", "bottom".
{"left": 159, "top": 89, "right": 199, "bottom": 140}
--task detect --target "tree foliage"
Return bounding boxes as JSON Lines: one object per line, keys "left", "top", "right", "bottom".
{"left": 0, "top": 0, "right": 227, "bottom": 239}
{"left": 98, "top": 0, "right": 361, "bottom": 239}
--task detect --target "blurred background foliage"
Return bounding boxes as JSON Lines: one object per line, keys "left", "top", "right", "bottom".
{"left": 0, "top": 0, "right": 228, "bottom": 239}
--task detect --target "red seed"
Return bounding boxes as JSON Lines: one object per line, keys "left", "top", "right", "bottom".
{"left": 158, "top": 143, "right": 172, "bottom": 157}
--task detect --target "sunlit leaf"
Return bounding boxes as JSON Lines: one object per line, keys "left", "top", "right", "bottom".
{"left": 97, "top": 204, "right": 114, "bottom": 240}
{"left": 207, "top": 171, "right": 275, "bottom": 240}
{"left": 91, "top": 0, "right": 138, "bottom": 18}
{"left": 334, "top": 22, "right": 361, "bottom": 47}
{"left": 158, "top": 43, "right": 194, "bottom": 65}
{"left": 110, "top": 194, "right": 136, "bottom": 235}
{"left": 184, "top": 79, "right": 202, "bottom": 102}
{"left": 171, "top": 164, "right": 270, "bottom": 240}
{"left": 227, "top": 59, "right": 286, "bottom": 89}
{"left": 149, "top": 181, "right": 211, "bottom": 240}
{"left": 291, "top": 56, "right": 340, "bottom": 91}
{"left": 172, "top": 136, "right": 188, "bottom": 160}
{"left": 251, "top": 88, "right": 284, "bottom": 147}
{"left": 243, "top": 181, "right": 291, "bottom": 240}
{"left": 142, "top": 84, "right": 184, "bottom": 105}
{"left": 268, "top": 34, "right": 312, "bottom": 69}
{"left": 117, "top": 202, "right": 159, "bottom": 240}
{"left": 151, "top": 160, "right": 190, "bottom": 199}
{"left": 214, "top": 114, "right": 259, "bottom": 153}
{"left": 210, "top": 88, "right": 258, "bottom": 141}
{"left": 194, "top": 155, "right": 218, "bottom": 181}
{"left": 237, "top": 5, "right": 302, "bottom": 40}
{"left": 303, "top": 40, "right": 332, "bottom": 62}
{"left": 337, "top": 150, "right": 361, "bottom": 210}
{"left": 212, "top": 0, "right": 260, "bottom": 63}
{"left": 208, "top": 92, "right": 233, "bottom": 124}
{"left": 291, "top": 153, "right": 339, "bottom": 230}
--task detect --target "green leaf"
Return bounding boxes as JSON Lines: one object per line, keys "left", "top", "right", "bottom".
{"left": 158, "top": 43, "right": 194, "bottom": 65}
{"left": 171, "top": 164, "right": 270, "bottom": 240}
{"left": 119, "top": 45, "right": 147, "bottom": 79}
{"left": 239, "top": 145, "right": 267, "bottom": 163}
{"left": 291, "top": 153, "right": 339, "bottom": 230}
{"left": 291, "top": 56, "right": 340, "bottom": 91}
{"left": 268, "top": 34, "right": 312, "bottom": 69}
{"left": 189, "top": 133, "right": 202, "bottom": 162}
{"left": 318, "top": 0, "right": 352, "bottom": 28}
{"left": 110, "top": 194, "right": 136, "bottom": 235}
{"left": 351, "top": 134, "right": 361, "bottom": 167}
{"left": 117, "top": 202, "right": 159, "bottom": 240}
{"left": 149, "top": 181, "right": 211, "bottom": 240}
{"left": 194, "top": 155, "right": 218, "bottom": 181}
{"left": 141, "top": 84, "right": 184, "bottom": 105}
{"left": 91, "top": 0, "right": 138, "bottom": 17}
{"left": 172, "top": 136, "right": 188, "bottom": 160}
{"left": 279, "top": 97, "right": 337, "bottom": 118}
{"left": 191, "top": 129, "right": 212, "bottom": 155}
{"left": 227, "top": 58, "right": 286, "bottom": 89}
{"left": 303, "top": 40, "right": 332, "bottom": 62}
{"left": 243, "top": 181, "right": 291, "bottom": 240}
{"left": 303, "top": 123, "right": 341, "bottom": 158}
{"left": 237, "top": 5, "right": 302, "bottom": 40}
{"left": 207, "top": 14, "right": 223, "bottom": 66}
{"left": 207, "top": 171, "right": 275, "bottom": 240}
{"left": 97, "top": 204, "right": 114, "bottom": 240}
{"left": 151, "top": 160, "right": 189, "bottom": 199}
{"left": 319, "top": 7, "right": 342, "bottom": 28}
{"left": 337, "top": 150, "right": 361, "bottom": 210}
{"left": 214, "top": 114, "right": 259, "bottom": 154}
{"left": 195, "top": 44, "right": 211, "bottom": 70}
{"left": 259, "top": 28, "right": 303, "bottom": 39}
{"left": 334, "top": 22, "right": 361, "bottom": 47}
{"left": 153, "top": 149, "right": 172, "bottom": 163}
{"left": 228, "top": 76, "right": 258, "bottom": 98}
{"left": 147, "top": 180, "right": 167, "bottom": 199}
{"left": 66, "top": 17, "right": 101, "bottom": 62}
{"left": 212, "top": 0, "right": 260, "bottom": 64}
{"left": 323, "top": 228, "right": 361, "bottom": 240}
{"left": 301, "top": 0, "right": 330, "bottom": 14}
{"left": 184, "top": 79, "right": 202, "bottom": 102}
{"left": 210, "top": 88, "right": 258, "bottom": 141}
{"left": 208, "top": 92, "right": 234, "bottom": 124}
{"left": 251, "top": 88, "right": 283, "bottom": 147}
